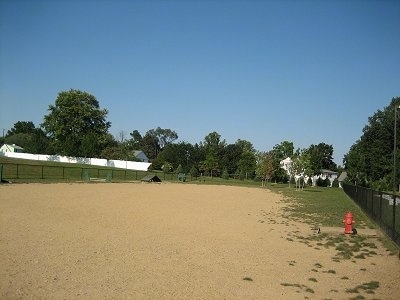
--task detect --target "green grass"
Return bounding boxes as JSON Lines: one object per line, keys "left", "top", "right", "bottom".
{"left": 266, "top": 183, "right": 399, "bottom": 254}
{"left": 267, "top": 183, "right": 375, "bottom": 228}
{"left": 346, "top": 281, "right": 380, "bottom": 294}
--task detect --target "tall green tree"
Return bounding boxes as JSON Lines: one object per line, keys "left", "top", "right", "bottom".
{"left": 269, "top": 141, "right": 294, "bottom": 182}
{"left": 157, "top": 142, "right": 196, "bottom": 172}
{"left": 42, "top": 89, "right": 111, "bottom": 157}
{"left": 271, "top": 141, "right": 294, "bottom": 161}
{"left": 6, "top": 121, "right": 36, "bottom": 136}
{"left": 255, "top": 151, "right": 275, "bottom": 183}
{"left": 220, "top": 143, "right": 242, "bottom": 175}
{"left": 141, "top": 127, "right": 178, "bottom": 159}
{"left": 5, "top": 121, "right": 49, "bottom": 154}
{"left": 344, "top": 97, "right": 400, "bottom": 189}
{"left": 304, "top": 143, "right": 337, "bottom": 174}
{"left": 127, "top": 130, "right": 142, "bottom": 149}
{"left": 199, "top": 132, "right": 226, "bottom": 176}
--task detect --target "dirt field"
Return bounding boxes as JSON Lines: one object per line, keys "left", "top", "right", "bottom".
{"left": 1, "top": 183, "right": 399, "bottom": 299}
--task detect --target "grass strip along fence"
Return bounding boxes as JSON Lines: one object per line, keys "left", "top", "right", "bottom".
{"left": 343, "top": 183, "right": 400, "bottom": 247}
{"left": 0, "top": 157, "right": 262, "bottom": 185}
{"left": 0, "top": 158, "right": 188, "bottom": 183}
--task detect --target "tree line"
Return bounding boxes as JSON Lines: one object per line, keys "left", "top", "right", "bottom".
{"left": 344, "top": 96, "right": 400, "bottom": 191}
{"left": 1, "top": 89, "right": 341, "bottom": 182}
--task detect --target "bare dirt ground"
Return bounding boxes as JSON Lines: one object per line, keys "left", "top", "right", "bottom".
{"left": 0, "top": 183, "right": 399, "bottom": 299}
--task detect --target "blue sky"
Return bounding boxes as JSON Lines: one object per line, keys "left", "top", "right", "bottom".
{"left": 0, "top": 0, "right": 399, "bottom": 165}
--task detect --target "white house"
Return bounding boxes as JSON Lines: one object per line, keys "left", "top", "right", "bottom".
{"left": 0, "top": 144, "right": 24, "bottom": 153}
{"left": 318, "top": 169, "right": 338, "bottom": 187}
{"left": 280, "top": 157, "right": 292, "bottom": 173}
{"left": 133, "top": 150, "right": 149, "bottom": 163}
{"left": 279, "top": 157, "right": 338, "bottom": 187}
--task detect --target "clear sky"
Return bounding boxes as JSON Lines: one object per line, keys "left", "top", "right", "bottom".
{"left": 0, "top": 0, "right": 399, "bottom": 165}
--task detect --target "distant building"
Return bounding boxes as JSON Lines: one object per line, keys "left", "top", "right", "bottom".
{"left": 319, "top": 169, "right": 338, "bottom": 187}
{"left": 338, "top": 171, "right": 348, "bottom": 188}
{"left": 133, "top": 150, "right": 149, "bottom": 162}
{"left": 279, "top": 157, "right": 338, "bottom": 187}
{"left": 280, "top": 157, "right": 292, "bottom": 173}
{"left": 0, "top": 144, "right": 24, "bottom": 153}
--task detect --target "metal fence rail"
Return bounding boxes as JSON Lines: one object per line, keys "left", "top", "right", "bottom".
{"left": 343, "top": 183, "right": 399, "bottom": 246}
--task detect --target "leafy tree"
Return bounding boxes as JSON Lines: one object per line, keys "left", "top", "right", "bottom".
{"left": 222, "top": 167, "right": 229, "bottom": 179}
{"left": 5, "top": 133, "right": 32, "bottom": 149}
{"left": 6, "top": 121, "right": 36, "bottom": 136}
{"left": 255, "top": 151, "right": 275, "bottom": 184}
{"left": 154, "top": 127, "right": 178, "bottom": 149}
{"left": 5, "top": 121, "right": 49, "bottom": 154}
{"left": 269, "top": 141, "right": 295, "bottom": 182}
{"left": 162, "top": 162, "right": 173, "bottom": 173}
{"left": 344, "top": 97, "right": 400, "bottom": 189}
{"left": 157, "top": 142, "right": 197, "bottom": 172}
{"left": 235, "top": 139, "right": 256, "bottom": 179}
{"left": 271, "top": 141, "right": 294, "bottom": 162}
{"left": 199, "top": 132, "right": 226, "bottom": 176}
{"left": 139, "top": 131, "right": 159, "bottom": 160}
{"left": 220, "top": 143, "right": 242, "bottom": 175}
{"left": 127, "top": 130, "right": 142, "bottom": 149}
{"left": 304, "top": 143, "right": 337, "bottom": 174}
{"left": 190, "top": 165, "right": 199, "bottom": 177}
{"left": 42, "top": 89, "right": 111, "bottom": 157}
{"left": 237, "top": 151, "right": 256, "bottom": 179}
{"left": 176, "top": 164, "right": 183, "bottom": 174}
{"left": 235, "top": 139, "right": 255, "bottom": 153}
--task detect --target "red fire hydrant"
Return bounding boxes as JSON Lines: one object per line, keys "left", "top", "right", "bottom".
{"left": 343, "top": 212, "right": 355, "bottom": 234}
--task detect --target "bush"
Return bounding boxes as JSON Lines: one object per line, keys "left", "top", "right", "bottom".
{"left": 175, "top": 164, "right": 183, "bottom": 174}
{"left": 316, "top": 177, "right": 328, "bottom": 187}
{"left": 190, "top": 166, "right": 199, "bottom": 177}
{"left": 222, "top": 168, "right": 229, "bottom": 180}
{"left": 332, "top": 178, "right": 339, "bottom": 188}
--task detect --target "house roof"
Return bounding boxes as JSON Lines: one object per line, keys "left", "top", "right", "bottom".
{"left": 321, "top": 169, "right": 337, "bottom": 175}
{"left": 338, "top": 171, "right": 348, "bottom": 181}
{"left": 1, "top": 144, "right": 24, "bottom": 151}
{"left": 141, "top": 175, "right": 162, "bottom": 182}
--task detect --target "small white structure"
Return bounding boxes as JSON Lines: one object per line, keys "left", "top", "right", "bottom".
{"left": 280, "top": 157, "right": 292, "bottom": 173}
{"left": 133, "top": 150, "right": 149, "bottom": 162}
{"left": 0, "top": 143, "right": 24, "bottom": 153}
{"left": 338, "top": 171, "right": 347, "bottom": 188}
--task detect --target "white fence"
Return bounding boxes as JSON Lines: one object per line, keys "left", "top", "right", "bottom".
{"left": 0, "top": 152, "right": 151, "bottom": 171}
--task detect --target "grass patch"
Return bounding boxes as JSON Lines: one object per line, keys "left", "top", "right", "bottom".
{"left": 242, "top": 277, "right": 253, "bottom": 281}
{"left": 346, "top": 281, "right": 379, "bottom": 294}
{"left": 268, "top": 184, "right": 373, "bottom": 228}
{"left": 266, "top": 183, "right": 399, "bottom": 254}
{"left": 314, "top": 263, "right": 323, "bottom": 268}
{"left": 280, "top": 283, "right": 314, "bottom": 294}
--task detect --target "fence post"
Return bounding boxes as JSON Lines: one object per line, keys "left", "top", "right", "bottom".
{"left": 41, "top": 165, "right": 44, "bottom": 179}
{"left": 393, "top": 194, "right": 397, "bottom": 240}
